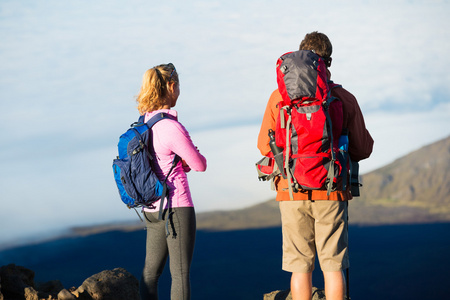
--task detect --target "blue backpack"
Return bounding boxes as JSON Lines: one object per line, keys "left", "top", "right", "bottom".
{"left": 112, "top": 113, "right": 180, "bottom": 216}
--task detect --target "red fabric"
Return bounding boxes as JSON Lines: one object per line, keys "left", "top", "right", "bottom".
{"left": 274, "top": 50, "right": 343, "bottom": 191}
{"left": 257, "top": 71, "right": 373, "bottom": 201}
{"left": 315, "top": 56, "right": 329, "bottom": 101}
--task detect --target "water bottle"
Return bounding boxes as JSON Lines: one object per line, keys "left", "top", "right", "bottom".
{"left": 338, "top": 128, "right": 348, "bottom": 152}
{"left": 268, "top": 129, "right": 286, "bottom": 178}
{"left": 268, "top": 129, "right": 282, "bottom": 155}
{"left": 338, "top": 128, "right": 349, "bottom": 189}
{"left": 350, "top": 161, "right": 361, "bottom": 197}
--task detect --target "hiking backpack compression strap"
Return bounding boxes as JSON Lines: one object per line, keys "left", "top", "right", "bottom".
{"left": 280, "top": 105, "right": 296, "bottom": 201}
{"left": 323, "top": 97, "right": 338, "bottom": 195}
{"left": 158, "top": 154, "right": 181, "bottom": 220}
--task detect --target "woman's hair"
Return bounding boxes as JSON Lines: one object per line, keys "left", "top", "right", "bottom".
{"left": 299, "top": 31, "right": 333, "bottom": 62}
{"left": 136, "top": 63, "right": 179, "bottom": 115}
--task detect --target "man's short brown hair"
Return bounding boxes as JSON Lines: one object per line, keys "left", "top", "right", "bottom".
{"left": 299, "top": 31, "right": 333, "bottom": 61}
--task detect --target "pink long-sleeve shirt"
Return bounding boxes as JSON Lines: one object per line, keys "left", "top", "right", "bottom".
{"left": 142, "top": 109, "right": 207, "bottom": 212}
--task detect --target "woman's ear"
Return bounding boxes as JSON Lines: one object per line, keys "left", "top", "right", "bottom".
{"left": 167, "top": 82, "right": 176, "bottom": 93}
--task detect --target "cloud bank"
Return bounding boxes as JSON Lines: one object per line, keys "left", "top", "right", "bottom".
{"left": 0, "top": 0, "right": 449, "bottom": 245}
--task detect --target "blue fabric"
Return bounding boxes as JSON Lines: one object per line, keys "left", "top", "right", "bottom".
{"left": 112, "top": 113, "right": 174, "bottom": 208}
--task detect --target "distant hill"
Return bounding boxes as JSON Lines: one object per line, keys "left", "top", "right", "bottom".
{"left": 69, "top": 136, "right": 450, "bottom": 236}
{"left": 196, "top": 136, "right": 450, "bottom": 230}
{"left": 2, "top": 137, "right": 450, "bottom": 300}
{"left": 196, "top": 197, "right": 281, "bottom": 231}
{"left": 349, "top": 135, "right": 450, "bottom": 225}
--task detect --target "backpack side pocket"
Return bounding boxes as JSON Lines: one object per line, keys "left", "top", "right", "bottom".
{"left": 113, "top": 158, "right": 139, "bottom": 207}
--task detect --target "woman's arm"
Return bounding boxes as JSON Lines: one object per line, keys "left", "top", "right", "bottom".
{"left": 165, "top": 121, "right": 207, "bottom": 172}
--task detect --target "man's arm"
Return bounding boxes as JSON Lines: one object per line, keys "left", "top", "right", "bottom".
{"left": 333, "top": 87, "right": 374, "bottom": 162}
{"left": 257, "top": 90, "right": 282, "bottom": 156}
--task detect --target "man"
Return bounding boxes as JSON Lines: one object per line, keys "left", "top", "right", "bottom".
{"left": 257, "top": 32, "right": 373, "bottom": 300}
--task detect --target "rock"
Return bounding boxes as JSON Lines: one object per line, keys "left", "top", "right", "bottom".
{"left": 24, "top": 287, "right": 38, "bottom": 300}
{"left": 71, "top": 285, "right": 92, "bottom": 300}
{"left": 0, "top": 276, "right": 4, "bottom": 300}
{"left": 311, "top": 288, "right": 326, "bottom": 300}
{"left": 78, "top": 268, "right": 139, "bottom": 300}
{"left": 37, "top": 280, "right": 64, "bottom": 294}
{"left": 36, "top": 280, "right": 64, "bottom": 299}
{"left": 0, "top": 264, "right": 66, "bottom": 300}
{"left": 57, "top": 289, "right": 76, "bottom": 300}
{"left": 0, "top": 265, "right": 141, "bottom": 300}
{"left": 264, "top": 287, "right": 326, "bottom": 300}
{"left": 0, "top": 264, "right": 35, "bottom": 299}
{"left": 264, "top": 289, "right": 291, "bottom": 300}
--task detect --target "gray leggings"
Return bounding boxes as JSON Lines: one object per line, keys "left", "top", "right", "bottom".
{"left": 140, "top": 207, "right": 196, "bottom": 300}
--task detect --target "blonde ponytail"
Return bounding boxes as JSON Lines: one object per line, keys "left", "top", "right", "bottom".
{"left": 136, "top": 64, "right": 178, "bottom": 115}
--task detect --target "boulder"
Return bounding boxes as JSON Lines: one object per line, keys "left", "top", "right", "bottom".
{"left": 24, "top": 287, "right": 38, "bottom": 300}
{"left": 264, "top": 287, "right": 326, "bottom": 300}
{"left": 57, "top": 289, "right": 76, "bottom": 300}
{"left": 0, "top": 264, "right": 141, "bottom": 300}
{"left": 0, "top": 264, "right": 65, "bottom": 300}
{"left": 77, "top": 268, "right": 139, "bottom": 300}
{"left": 36, "top": 280, "right": 64, "bottom": 299}
{"left": 0, "top": 276, "right": 4, "bottom": 300}
{"left": 0, "top": 264, "right": 35, "bottom": 299}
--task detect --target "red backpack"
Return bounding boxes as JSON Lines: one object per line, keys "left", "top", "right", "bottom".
{"left": 274, "top": 50, "right": 347, "bottom": 199}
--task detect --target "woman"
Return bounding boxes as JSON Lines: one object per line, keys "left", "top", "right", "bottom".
{"left": 136, "top": 63, "right": 207, "bottom": 300}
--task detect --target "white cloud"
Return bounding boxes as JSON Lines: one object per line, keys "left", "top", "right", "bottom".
{"left": 362, "top": 102, "right": 450, "bottom": 173}
{"left": 188, "top": 125, "right": 273, "bottom": 212}
{"left": 1, "top": 0, "right": 449, "bottom": 245}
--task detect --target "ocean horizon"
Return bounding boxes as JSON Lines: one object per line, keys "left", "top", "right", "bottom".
{"left": 1, "top": 222, "right": 449, "bottom": 299}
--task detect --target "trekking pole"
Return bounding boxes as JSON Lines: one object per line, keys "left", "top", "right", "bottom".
{"left": 346, "top": 201, "right": 351, "bottom": 300}
{"left": 346, "top": 268, "right": 350, "bottom": 300}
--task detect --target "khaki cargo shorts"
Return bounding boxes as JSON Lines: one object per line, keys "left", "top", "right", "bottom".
{"left": 279, "top": 200, "right": 349, "bottom": 273}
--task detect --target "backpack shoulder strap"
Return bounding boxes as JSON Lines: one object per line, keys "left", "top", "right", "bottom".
{"left": 132, "top": 112, "right": 177, "bottom": 141}
{"left": 144, "top": 112, "right": 176, "bottom": 128}
{"left": 142, "top": 112, "right": 181, "bottom": 219}
{"left": 142, "top": 112, "right": 179, "bottom": 162}
{"left": 327, "top": 80, "right": 342, "bottom": 90}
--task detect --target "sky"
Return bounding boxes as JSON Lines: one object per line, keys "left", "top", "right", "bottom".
{"left": 1, "top": 0, "right": 449, "bottom": 247}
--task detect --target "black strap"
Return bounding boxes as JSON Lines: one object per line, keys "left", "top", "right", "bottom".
{"left": 323, "top": 100, "right": 337, "bottom": 195}
{"left": 158, "top": 155, "right": 181, "bottom": 220}
{"left": 136, "top": 112, "right": 181, "bottom": 220}
{"left": 346, "top": 268, "right": 350, "bottom": 299}
{"left": 139, "top": 112, "right": 177, "bottom": 128}
{"left": 346, "top": 200, "right": 351, "bottom": 300}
